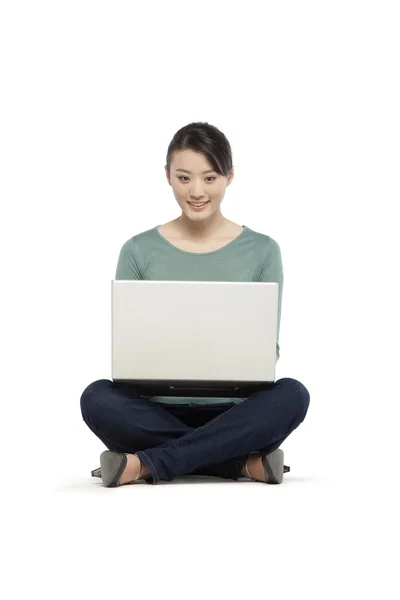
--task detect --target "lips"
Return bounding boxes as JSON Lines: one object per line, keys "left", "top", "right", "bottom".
{"left": 188, "top": 201, "right": 210, "bottom": 206}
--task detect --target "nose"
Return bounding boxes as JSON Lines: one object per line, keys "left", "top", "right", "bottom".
{"left": 190, "top": 192, "right": 206, "bottom": 201}
{"left": 190, "top": 181, "right": 206, "bottom": 199}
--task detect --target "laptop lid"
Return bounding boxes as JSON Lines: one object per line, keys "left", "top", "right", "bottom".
{"left": 111, "top": 280, "right": 278, "bottom": 397}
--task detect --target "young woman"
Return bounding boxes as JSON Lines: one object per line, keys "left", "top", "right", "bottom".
{"left": 80, "top": 121, "right": 310, "bottom": 487}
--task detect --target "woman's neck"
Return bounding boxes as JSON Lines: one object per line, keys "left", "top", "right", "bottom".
{"left": 174, "top": 213, "right": 229, "bottom": 239}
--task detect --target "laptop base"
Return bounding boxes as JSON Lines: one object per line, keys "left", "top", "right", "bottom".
{"left": 112, "top": 379, "right": 274, "bottom": 398}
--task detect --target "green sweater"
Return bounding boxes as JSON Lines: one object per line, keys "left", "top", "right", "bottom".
{"left": 115, "top": 225, "right": 283, "bottom": 405}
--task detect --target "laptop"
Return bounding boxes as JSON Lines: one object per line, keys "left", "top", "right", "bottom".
{"left": 111, "top": 280, "right": 278, "bottom": 398}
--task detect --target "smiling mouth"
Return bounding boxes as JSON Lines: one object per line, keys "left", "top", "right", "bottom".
{"left": 188, "top": 201, "right": 210, "bottom": 207}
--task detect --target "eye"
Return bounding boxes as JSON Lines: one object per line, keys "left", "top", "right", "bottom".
{"left": 178, "top": 176, "right": 217, "bottom": 182}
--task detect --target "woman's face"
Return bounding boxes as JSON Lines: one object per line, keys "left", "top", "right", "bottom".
{"left": 165, "top": 149, "right": 234, "bottom": 220}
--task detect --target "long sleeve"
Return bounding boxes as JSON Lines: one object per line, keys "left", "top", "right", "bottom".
{"left": 115, "top": 238, "right": 143, "bottom": 280}
{"left": 258, "top": 239, "right": 284, "bottom": 362}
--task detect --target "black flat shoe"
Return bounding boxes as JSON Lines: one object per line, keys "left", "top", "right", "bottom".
{"left": 98, "top": 451, "right": 142, "bottom": 488}
{"left": 261, "top": 448, "right": 286, "bottom": 484}
{"left": 91, "top": 467, "right": 101, "bottom": 478}
{"left": 246, "top": 448, "right": 290, "bottom": 484}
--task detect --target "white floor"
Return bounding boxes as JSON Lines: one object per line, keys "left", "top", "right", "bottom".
{"left": 5, "top": 437, "right": 394, "bottom": 600}
{"left": 5, "top": 383, "right": 397, "bottom": 600}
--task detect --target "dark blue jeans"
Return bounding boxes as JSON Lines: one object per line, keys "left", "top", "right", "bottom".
{"left": 80, "top": 377, "right": 310, "bottom": 484}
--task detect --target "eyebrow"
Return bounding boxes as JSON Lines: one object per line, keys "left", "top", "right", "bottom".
{"left": 175, "top": 168, "right": 216, "bottom": 174}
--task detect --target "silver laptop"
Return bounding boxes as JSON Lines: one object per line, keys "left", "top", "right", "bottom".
{"left": 111, "top": 280, "right": 278, "bottom": 397}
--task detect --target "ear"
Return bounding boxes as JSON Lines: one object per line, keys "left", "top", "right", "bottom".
{"left": 226, "top": 167, "right": 234, "bottom": 186}
{"left": 165, "top": 165, "right": 171, "bottom": 186}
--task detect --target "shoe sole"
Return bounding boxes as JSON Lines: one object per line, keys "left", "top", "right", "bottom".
{"left": 261, "top": 448, "right": 284, "bottom": 484}
{"left": 100, "top": 451, "right": 127, "bottom": 487}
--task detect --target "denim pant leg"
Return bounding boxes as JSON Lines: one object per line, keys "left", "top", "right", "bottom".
{"left": 80, "top": 379, "right": 244, "bottom": 483}
{"left": 135, "top": 377, "right": 310, "bottom": 484}
{"left": 155, "top": 403, "right": 249, "bottom": 481}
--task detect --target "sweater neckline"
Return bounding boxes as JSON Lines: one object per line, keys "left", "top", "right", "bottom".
{"left": 154, "top": 225, "right": 249, "bottom": 256}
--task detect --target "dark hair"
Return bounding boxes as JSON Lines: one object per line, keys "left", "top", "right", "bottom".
{"left": 166, "top": 121, "right": 233, "bottom": 178}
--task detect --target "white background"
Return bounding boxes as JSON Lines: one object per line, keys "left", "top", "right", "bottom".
{"left": 1, "top": 1, "right": 399, "bottom": 598}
